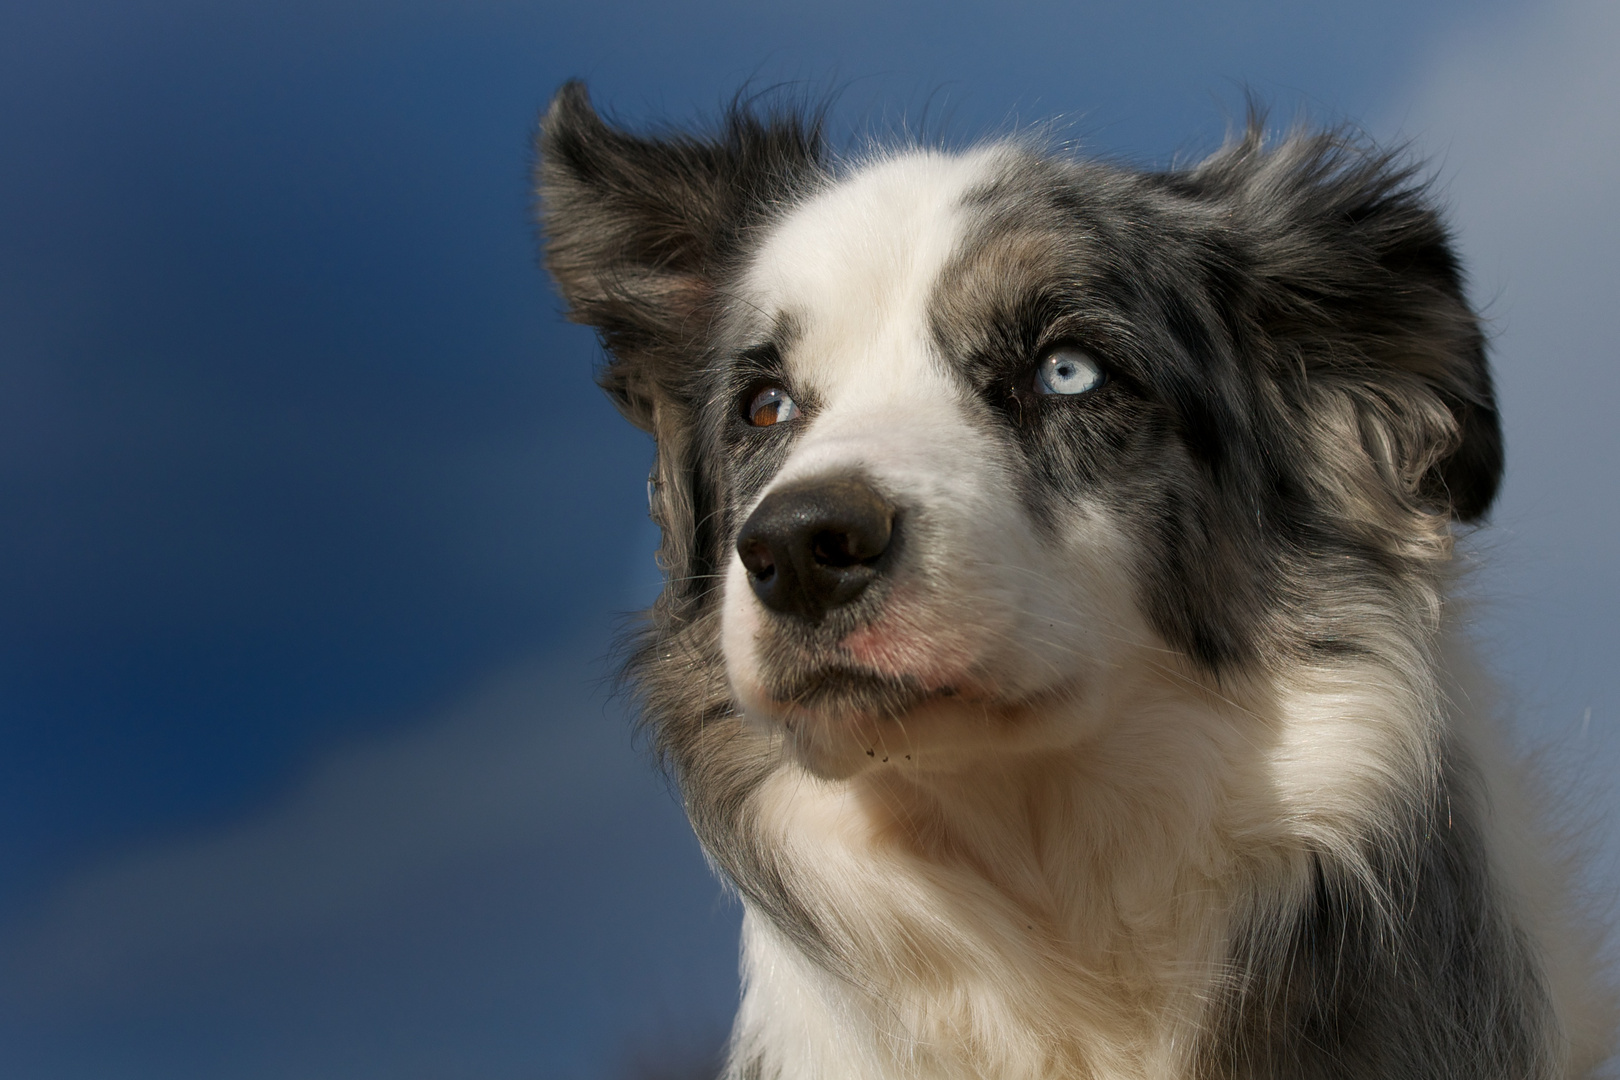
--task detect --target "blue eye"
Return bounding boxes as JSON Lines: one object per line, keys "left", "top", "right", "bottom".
{"left": 747, "top": 385, "right": 801, "bottom": 427}
{"left": 1035, "top": 348, "right": 1104, "bottom": 396}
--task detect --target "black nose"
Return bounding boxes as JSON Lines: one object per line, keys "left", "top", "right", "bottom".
{"left": 736, "top": 476, "right": 895, "bottom": 623}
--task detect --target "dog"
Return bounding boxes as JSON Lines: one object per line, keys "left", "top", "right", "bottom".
{"left": 537, "top": 81, "right": 1615, "bottom": 1080}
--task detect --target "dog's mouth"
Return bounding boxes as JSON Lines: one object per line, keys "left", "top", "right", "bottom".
{"left": 762, "top": 665, "right": 964, "bottom": 719}
{"left": 750, "top": 658, "right": 1084, "bottom": 778}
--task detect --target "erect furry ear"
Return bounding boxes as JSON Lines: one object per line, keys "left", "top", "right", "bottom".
{"left": 1186, "top": 120, "right": 1503, "bottom": 522}
{"left": 536, "top": 81, "right": 826, "bottom": 431}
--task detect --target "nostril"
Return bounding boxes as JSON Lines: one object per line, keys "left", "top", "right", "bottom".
{"left": 810, "top": 530, "right": 854, "bottom": 568}
{"left": 739, "top": 538, "right": 776, "bottom": 581}
{"left": 811, "top": 509, "right": 892, "bottom": 570}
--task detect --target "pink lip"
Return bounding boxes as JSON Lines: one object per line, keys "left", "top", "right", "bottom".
{"left": 838, "top": 620, "right": 976, "bottom": 694}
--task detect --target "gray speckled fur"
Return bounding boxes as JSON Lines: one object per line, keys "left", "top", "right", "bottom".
{"left": 1201, "top": 744, "right": 1556, "bottom": 1080}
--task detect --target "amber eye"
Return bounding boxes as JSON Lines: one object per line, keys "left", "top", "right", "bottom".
{"left": 746, "top": 385, "right": 801, "bottom": 427}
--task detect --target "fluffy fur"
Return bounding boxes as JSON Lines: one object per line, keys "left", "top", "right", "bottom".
{"left": 537, "top": 82, "right": 1616, "bottom": 1080}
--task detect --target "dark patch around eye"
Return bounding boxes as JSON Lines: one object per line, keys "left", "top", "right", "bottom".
{"left": 925, "top": 159, "right": 1276, "bottom": 672}
{"left": 736, "top": 340, "right": 784, "bottom": 377}
{"left": 719, "top": 335, "right": 813, "bottom": 546}
{"left": 951, "top": 290, "right": 1114, "bottom": 408}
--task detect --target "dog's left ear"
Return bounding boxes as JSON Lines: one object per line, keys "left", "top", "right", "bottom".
{"left": 1190, "top": 125, "right": 1503, "bottom": 522}
{"left": 536, "top": 81, "right": 825, "bottom": 431}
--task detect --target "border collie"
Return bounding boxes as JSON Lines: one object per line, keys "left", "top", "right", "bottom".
{"left": 537, "top": 82, "right": 1615, "bottom": 1080}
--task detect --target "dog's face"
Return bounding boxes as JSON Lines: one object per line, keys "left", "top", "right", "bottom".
{"left": 715, "top": 149, "right": 1169, "bottom": 777}
{"left": 538, "top": 83, "right": 1502, "bottom": 780}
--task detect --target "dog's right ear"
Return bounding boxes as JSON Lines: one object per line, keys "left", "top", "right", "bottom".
{"left": 537, "top": 81, "right": 824, "bottom": 430}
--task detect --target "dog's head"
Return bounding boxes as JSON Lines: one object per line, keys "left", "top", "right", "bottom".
{"left": 538, "top": 83, "right": 1500, "bottom": 780}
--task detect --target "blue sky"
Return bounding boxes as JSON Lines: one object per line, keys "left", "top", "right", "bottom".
{"left": 0, "top": 0, "right": 1615, "bottom": 1076}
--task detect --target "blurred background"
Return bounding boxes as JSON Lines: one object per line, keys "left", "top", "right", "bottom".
{"left": 0, "top": 0, "right": 1615, "bottom": 1076}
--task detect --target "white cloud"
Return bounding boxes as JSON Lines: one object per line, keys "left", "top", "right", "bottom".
{"left": 1, "top": 650, "right": 656, "bottom": 1003}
